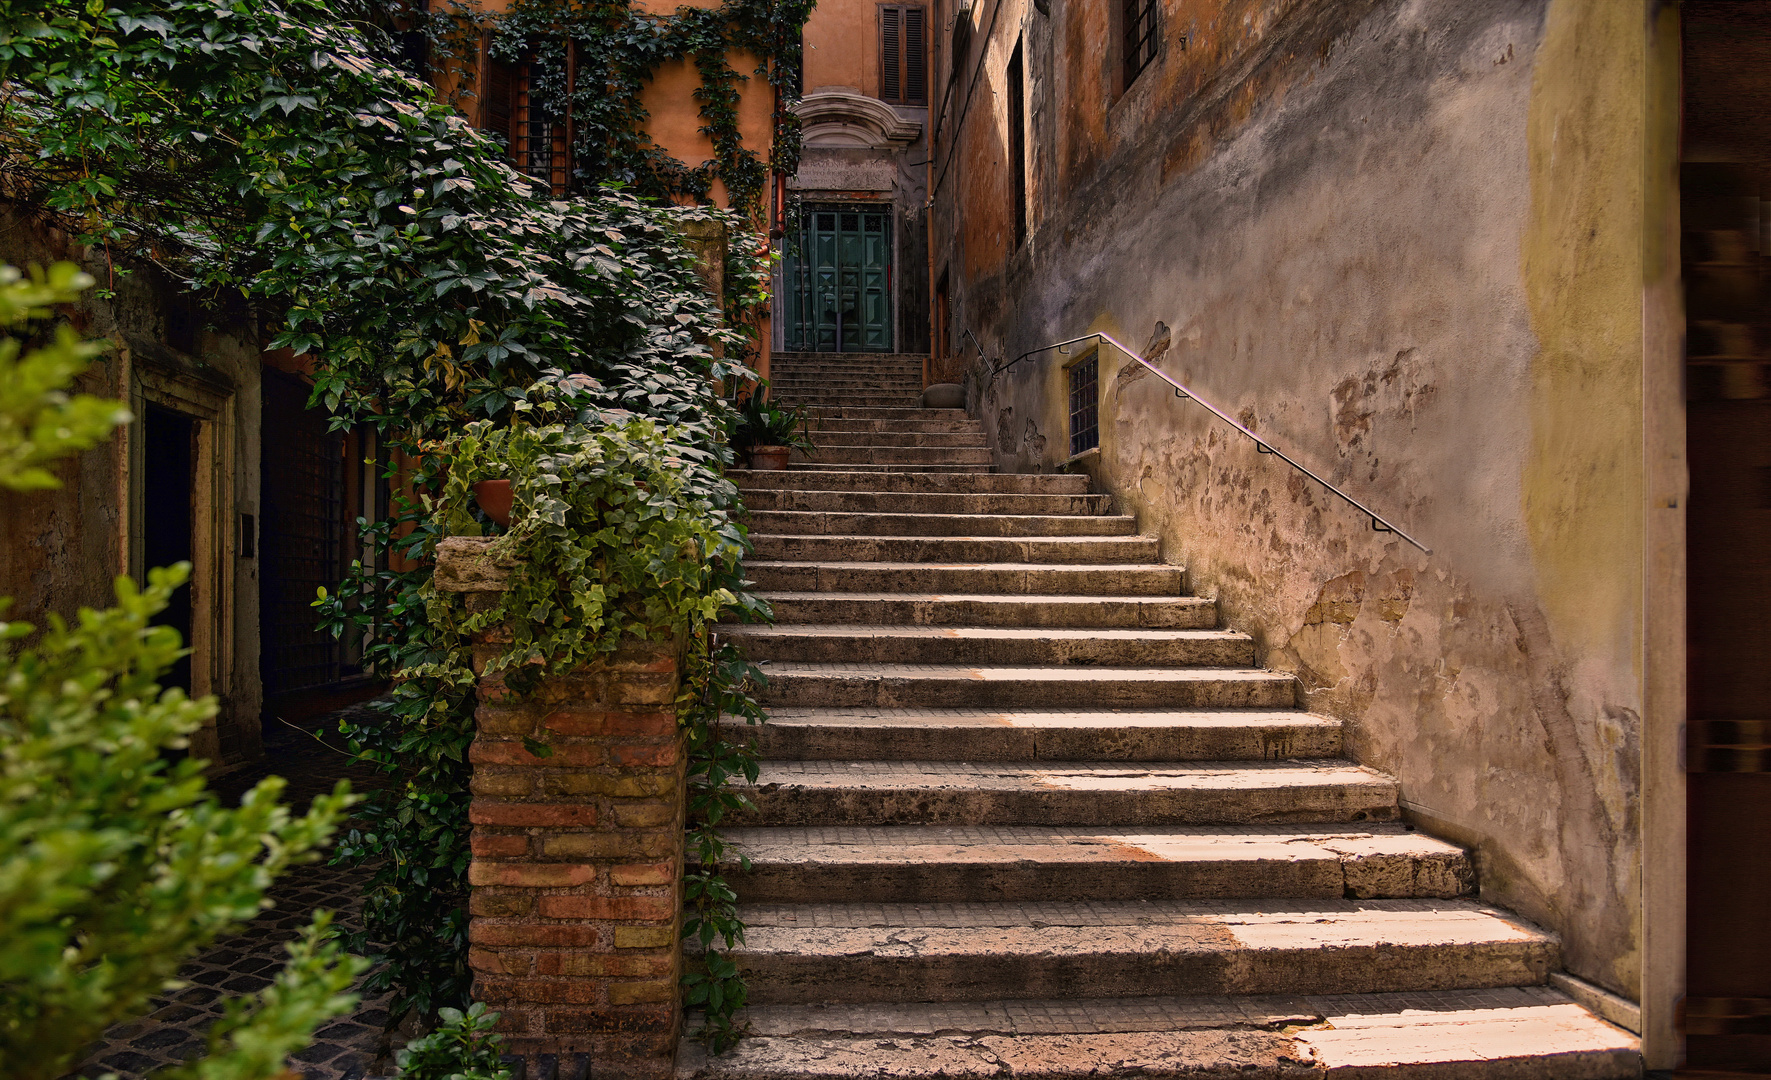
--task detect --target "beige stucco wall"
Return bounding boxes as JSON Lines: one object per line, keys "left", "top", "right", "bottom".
{"left": 937, "top": 0, "right": 1668, "bottom": 1015}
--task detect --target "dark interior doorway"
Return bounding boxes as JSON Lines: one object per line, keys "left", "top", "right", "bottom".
{"left": 143, "top": 403, "right": 195, "bottom": 693}
{"left": 259, "top": 370, "right": 344, "bottom": 696}
{"left": 1682, "top": 2, "right": 1771, "bottom": 1071}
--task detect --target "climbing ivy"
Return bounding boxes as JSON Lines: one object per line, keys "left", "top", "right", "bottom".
{"left": 0, "top": 0, "right": 804, "bottom": 1049}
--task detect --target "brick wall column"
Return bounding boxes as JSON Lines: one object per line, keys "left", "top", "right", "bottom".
{"left": 437, "top": 537, "right": 686, "bottom": 1077}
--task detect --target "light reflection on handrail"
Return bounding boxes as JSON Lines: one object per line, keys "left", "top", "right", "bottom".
{"left": 992, "top": 332, "right": 1431, "bottom": 554}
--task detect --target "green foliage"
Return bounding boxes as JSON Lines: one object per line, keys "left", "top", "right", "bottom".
{"left": 730, "top": 384, "right": 814, "bottom": 455}
{"left": 0, "top": 261, "right": 131, "bottom": 490}
{"left": 394, "top": 1002, "right": 512, "bottom": 1080}
{"left": 1, "top": 0, "right": 799, "bottom": 1046}
{"left": 480, "top": 0, "right": 812, "bottom": 216}
{"left": 0, "top": 564, "right": 364, "bottom": 1080}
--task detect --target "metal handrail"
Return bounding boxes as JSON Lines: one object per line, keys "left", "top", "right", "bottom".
{"left": 992, "top": 332, "right": 1431, "bottom": 554}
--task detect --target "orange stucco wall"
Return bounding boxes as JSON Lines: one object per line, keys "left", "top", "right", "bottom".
{"left": 803, "top": 0, "right": 880, "bottom": 94}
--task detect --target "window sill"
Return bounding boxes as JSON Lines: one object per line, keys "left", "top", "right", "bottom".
{"left": 1060, "top": 446, "right": 1100, "bottom": 472}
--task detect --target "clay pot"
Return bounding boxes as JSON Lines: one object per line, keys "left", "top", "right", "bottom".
{"left": 747, "top": 445, "right": 792, "bottom": 470}
{"left": 922, "top": 382, "right": 964, "bottom": 409}
{"left": 472, "top": 479, "right": 514, "bottom": 527}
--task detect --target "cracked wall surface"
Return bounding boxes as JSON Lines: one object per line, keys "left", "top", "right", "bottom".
{"left": 932, "top": 0, "right": 1662, "bottom": 1002}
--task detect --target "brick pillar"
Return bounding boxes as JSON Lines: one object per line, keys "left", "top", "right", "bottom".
{"left": 436, "top": 537, "right": 686, "bottom": 1077}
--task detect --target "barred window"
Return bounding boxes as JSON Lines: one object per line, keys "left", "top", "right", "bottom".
{"left": 1123, "top": 0, "right": 1158, "bottom": 88}
{"left": 1068, "top": 355, "right": 1099, "bottom": 457}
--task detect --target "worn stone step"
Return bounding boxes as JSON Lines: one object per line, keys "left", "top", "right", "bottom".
{"left": 718, "top": 824, "right": 1473, "bottom": 903}
{"left": 748, "top": 510, "right": 1137, "bottom": 537}
{"left": 757, "top": 663, "right": 1294, "bottom": 709}
{"left": 780, "top": 393, "right": 926, "bottom": 408}
{"left": 676, "top": 989, "right": 1639, "bottom": 1080}
{"left": 730, "top": 625, "right": 1246, "bottom": 666}
{"left": 773, "top": 376, "right": 925, "bottom": 390}
{"left": 745, "top": 707, "right": 1341, "bottom": 761}
{"left": 746, "top": 533, "right": 1156, "bottom": 564}
{"left": 797, "top": 444, "right": 995, "bottom": 465}
{"left": 801, "top": 406, "right": 966, "bottom": 421}
{"left": 799, "top": 429, "right": 987, "bottom": 448}
{"left": 734, "top": 469, "right": 1084, "bottom": 494}
{"left": 735, "top": 759, "right": 1392, "bottom": 827}
{"left": 719, "top": 899, "right": 1550, "bottom": 1005}
{"left": 805, "top": 418, "right": 982, "bottom": 434}
{"left": 746, "top": 561, "right": 1183, "bottom": 596}
{"left": 794, "top": 462, "right": 995, "bottom": 474}
{"left": 743, "top": 489, "right": 1111, "bottom": 515}
{"left": 759, "top": 592, "right": 1217, "bottom": 628}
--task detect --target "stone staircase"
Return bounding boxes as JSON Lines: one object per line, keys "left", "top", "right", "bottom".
{"left": 682, "top": 353, "right": 1640, "bottom": 1078}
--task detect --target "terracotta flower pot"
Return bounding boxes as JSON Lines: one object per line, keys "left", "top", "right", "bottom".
{"left": 748, "top": 445, "right": 792, "bottom": 470}
{"left": 472, "top": 479, "right": 514, "bottom": 527}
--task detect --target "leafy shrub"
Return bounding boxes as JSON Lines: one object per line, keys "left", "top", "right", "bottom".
{"left": 0, "top": 262, "right": 365, "bottom": 1080}
{"left": 394, "top": 1003, "right": 511, "bottom": 1080}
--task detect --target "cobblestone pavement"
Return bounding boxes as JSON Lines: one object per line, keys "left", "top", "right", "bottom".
{"left": 66, "top": 700, "right": 397, "bottom": 1080}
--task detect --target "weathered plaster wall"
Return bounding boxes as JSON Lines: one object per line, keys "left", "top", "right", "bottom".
{"left": 935, "top": 0, "right": 1657, "bottom": 1001}
{"left": 0, "top": 214, "right": 266, "bottom": 767}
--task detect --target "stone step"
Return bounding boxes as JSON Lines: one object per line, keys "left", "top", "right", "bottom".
{"left": 718, "top": 824, "right": 1474, "bottom": 903}
{"left": 718, "top": 899, "right": 1551, "bottom": 1005}
{"left": 743, "top": 489, "right": 1112, "bottom": 515}
{"left": 756, "top": 664, "right": 1296, "bottom": 710}
{"left": 759, "top": 592, "right": 1217, "bottom": 628}
{"left": 676, "top": 989, "right": 1639, "bottom": 1080}
{"left": 794, "top": 462, "right": 995, "bottom": 474}
{"left": 798, "top": 445, "right": 995, "bottom": 466}
{"left": 802, "top": 406, "right": 967, "bottom": 421}
{"left": 780, "top": 393, "right": 926, "bottom": 408}
{"left": 735, "top": 759, "right": 1391, "bottom": 826}
{"left": 748, "top": 510, "right": 1138, "bottom": 537}
{"left": 745, "top": 707, "right": 1342, "bottom": 761}
{"left": 773, "top": 376, "right": 926, "bottom": 389}
{"left": 800, "top": 429, "right": 987, "bottom": 448}
{"left": 729, "top": 625, "right": 1246, "bottom": 666}
{"left": 745, "top": 561, "right": 1184, "bottom": 596}
{"left": 746, "top": 533, "right": 1157, "bottom": 564}
{"left": 804, "top": 418, "right": 982, "bottom": 434}
{"left": 732, "top": 469, "right": 1088, "bottom": 494}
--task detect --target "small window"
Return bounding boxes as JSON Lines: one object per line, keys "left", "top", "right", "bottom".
{"left": 1007, "top": 39, "right": 1026, "bottom": 247}
{"left": 1123, "top": 0, "right": 1158, "bottom": 89}
{"left": 1068, "top": 354, "right": 1099, "bottom": 457}
{"left": 881, "top": 5, "right": 928, "bottom": 105}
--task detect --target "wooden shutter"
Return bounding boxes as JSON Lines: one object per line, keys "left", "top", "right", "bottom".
{"left": 483, "top": 53, "right": 515, "bottom": 149}
{"left": 880, "top": 6, "right": 926, "bottom": 106}
{"left": 881, "top": 7, "right": 901, "bottom": 102}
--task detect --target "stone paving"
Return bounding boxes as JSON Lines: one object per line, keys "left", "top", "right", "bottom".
{"left": 65, "top": 700, "right": 395, "bottom": 1080}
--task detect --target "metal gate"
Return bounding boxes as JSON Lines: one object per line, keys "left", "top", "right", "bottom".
{"left": 259, "top": 371, "right": 344, "bottom": 695}
{"left": 785, "top": 205, "right": 893, "bottom": 352}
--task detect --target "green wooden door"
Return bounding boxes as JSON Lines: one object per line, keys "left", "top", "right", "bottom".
{"left": 786, "top": 206, "right": 893, "bottom": 352}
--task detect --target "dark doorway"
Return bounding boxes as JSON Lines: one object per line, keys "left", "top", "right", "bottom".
{"left": 259, "top": 370, "right": 344, "bottom": 696}
{"left": 784, "top": 205, "right": 894, "bottom": 352}
{"left": 143, "top": 403, "right": 195, "bottom": 693}
{"left": 1682, "top": 2, "right": 1771, "bottom": 1071}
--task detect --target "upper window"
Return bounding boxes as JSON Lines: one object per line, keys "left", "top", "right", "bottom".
{"left": 1123, "top": 0, "right": 1158, "bottom": 89}
{"left": 881, "top": 5, "right": 928, "bottom": 106}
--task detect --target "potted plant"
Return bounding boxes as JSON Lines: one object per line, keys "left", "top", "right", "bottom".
{"left": 730, "top": 388, "right": 815, "bottom": 470}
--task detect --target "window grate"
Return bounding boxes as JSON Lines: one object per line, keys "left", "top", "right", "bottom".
{"left": 1069, "top": 355, "right": 1099, "bottom": 457}
{"left": 1123, "top": 0, "right": 1158, "bottom": 88}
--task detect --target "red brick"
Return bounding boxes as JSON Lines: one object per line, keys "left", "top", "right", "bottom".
{"left": 470, "top": 739, "right": 605, "bottom": 768}
{"left": 469, "top": 768, "right": 534, "bottom": 797}
{"left": 470, "top": 922, "right": 600, "bottom": 948}
{"left": 470, "top": 801, "right": 596, "bottom": 827}
{"left": 475, "top": 977, "right": 599, "bottom": 1004}
{"left": 607, "top": 742, "right": 678, "bottom": 768}
{"left": 611, "top": 802, "right": 678, "bottom": 828}
{"left": 468, "top": 946, "right": 532, "bottom": 976}
{"left": 609, "top": 862, "right": 674, "bottom": 887}
{"left": 471, "top": 832, "right": 531, "bottom": 858}
{"left": 470, "top": 890, "right": 534, "bottom": 917}
{"left": 537, "top": 894, "right": 676, "bottom": 921}
{"left": 543, "top": 1004, "right": 676, "bottom": 1035}
{"left": 468, "top": 860, "right": 596, "bottom": 888}
{"left": 537, "top": 953, "right": 669, "bottom": 978}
